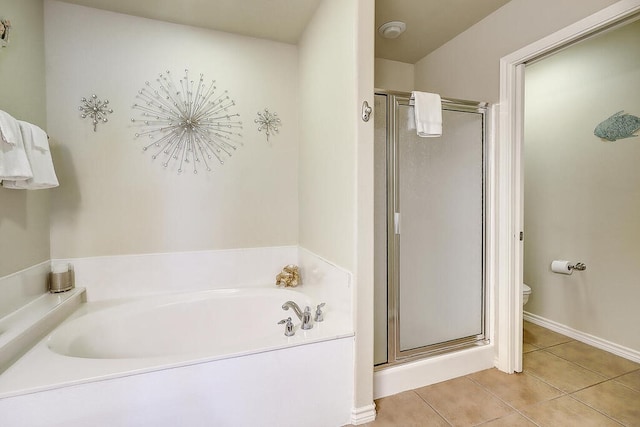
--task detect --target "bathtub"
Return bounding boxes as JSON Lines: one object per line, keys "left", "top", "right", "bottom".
{"left": 0, "top": 287, "right": 355, "bottom": 427}
{"left": 49, "top": 288, "right": 343, "bottom": 360}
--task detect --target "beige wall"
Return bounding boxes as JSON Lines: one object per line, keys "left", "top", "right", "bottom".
{"left": 0, "top": 0, "right": 50, "bottom": 276}
{"left": 355, "top": 0, "right": 376, "bottom": 411}
{"left": 45, "top": 1, "right": 300, "bottom": 258}
{"left": 524, "top": 19, "right": 640, "bottom": 351}
{"left": 374, "top": 58, "right": 414, "bottom": 92}
{"left": 413, "top": 0, "right": 618, "bottom": 103}
{"left": 298, "top": 0, "right": 358, "bottom": 271}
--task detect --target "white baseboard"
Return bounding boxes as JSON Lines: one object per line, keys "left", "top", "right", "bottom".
{"left": 524, "top": 312, "right": 640, "bottom": 364}
{"left": 350, "top": 403, "right": 376, "bottom": 425}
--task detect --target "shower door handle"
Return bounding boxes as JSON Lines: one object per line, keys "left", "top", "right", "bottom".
{"left": 394, "top": 212, "right": 401, "bottom": 235}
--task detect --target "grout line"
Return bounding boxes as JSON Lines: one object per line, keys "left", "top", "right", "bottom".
{"left": 521, "top": 353, "right": 571, "bottom": 394}
{"left": 566, "top": 394, "right": 626, "bottom": 426}
{"left": 466, "top": 370, "right": 564, "bottom": 427}
{"left": 610, "top": 371, "right": 640, "bottom": 394}
{"left": 540, "top": 346, "right": 636, "bottom": 381}
{"left": 412, "top": 389, "right": 454, "bottom": 426}
{"left": 531, "top": 349, "right": 614, "bottom": 394}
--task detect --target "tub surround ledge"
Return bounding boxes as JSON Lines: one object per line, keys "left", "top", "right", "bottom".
{"left": 0, "top": 287, "right": 86, "bottom": 374}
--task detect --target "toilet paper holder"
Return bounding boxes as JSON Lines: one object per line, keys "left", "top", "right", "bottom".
{"left": 569, "top": 262, "right": 587, "bottom": 271}
{"left": 551, "top": 260, "right": 586, "bottom": 275}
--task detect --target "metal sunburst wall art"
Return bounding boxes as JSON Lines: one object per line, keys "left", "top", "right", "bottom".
{"left": 255, "top": 108, "right": 281, "bottom": 142}
{"left": 131, "top": 69, "right": 243, "bottom": 174}
{"left": 79, "top": 94, "right": 113, "bottom": 132}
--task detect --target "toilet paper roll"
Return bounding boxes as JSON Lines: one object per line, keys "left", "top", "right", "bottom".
{"left": 551, "top": 260, "right": 572, "bottom": 275}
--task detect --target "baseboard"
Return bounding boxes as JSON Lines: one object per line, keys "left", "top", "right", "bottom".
{"left": 350, "top": 403, "right": 376, "bottom": 425}
{"left": 524, "top": 312, "right": 640, "bottom": 364}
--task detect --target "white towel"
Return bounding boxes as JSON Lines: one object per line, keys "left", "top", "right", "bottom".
{"left": 0, "top": 109, "right": 21, "bottom": 145}
{"left": 0, "top": 110, "right": 34, "bottom": 181}
{"left": 411, "top": 91, "right": 442, "bottom": 137}
{"left": 2, "top": 121, "right": 58, "bottom": 189}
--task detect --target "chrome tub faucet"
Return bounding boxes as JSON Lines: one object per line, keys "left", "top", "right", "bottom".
{"left": 282, "top": 301, "right": 313, "bottom": 330}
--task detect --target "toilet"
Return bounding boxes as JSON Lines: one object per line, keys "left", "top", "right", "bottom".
{"left": 523, "top": 283, "right": 532, "bottom": 306}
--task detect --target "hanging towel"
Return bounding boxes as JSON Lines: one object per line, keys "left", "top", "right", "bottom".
{"left": 0, "top": 110, "right": 34, "bottom": 181}
{"left": 2, "top": 121, "right": 58, "bottom": 189}
{"left": 411, "top": 91, "right": 442, "bottom": 137}
{"left": 0, "top": 109, "right": 21, "bottom": 145}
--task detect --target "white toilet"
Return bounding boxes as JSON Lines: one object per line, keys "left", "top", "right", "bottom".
{"left": 523, "top": 283, "right": 532, "bottom": 306}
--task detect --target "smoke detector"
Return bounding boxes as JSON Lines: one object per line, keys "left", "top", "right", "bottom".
{"left": 378, "top": 21, "right": 406, "bottom": 39}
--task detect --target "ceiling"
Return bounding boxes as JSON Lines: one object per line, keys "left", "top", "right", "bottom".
{"left": 376, "top": 0, "right": 512, "bottom": 63}
{"left": 60, "top": 0, "right": 511, "bottom": 64}
{"left": 58, "top": 0, "right": 323, "bottom": 44}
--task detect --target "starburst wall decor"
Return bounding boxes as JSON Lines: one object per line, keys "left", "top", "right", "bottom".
{"left": 79, "top": 94, "right": 113, "bottom": 132}
{"left": 255, "top": 108, "right": 281, "bottom": 142}
{"left": 131, "top": 69, "right": 243, "bottom": 174}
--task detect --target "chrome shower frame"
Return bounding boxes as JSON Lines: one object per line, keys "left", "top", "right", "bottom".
{"left": 375, "top": 89, "right": 490, "bottom": 369}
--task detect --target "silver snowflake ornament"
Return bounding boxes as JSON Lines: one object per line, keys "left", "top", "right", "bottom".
{"left": 79, "top": 94, "right": 113, "bottom": 132}
{"left": 255, "top": 109, "right": 281, "bottom": 141}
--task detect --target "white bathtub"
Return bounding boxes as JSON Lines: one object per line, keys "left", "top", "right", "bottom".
{"left": 0, "top": 287, "right": 355, "bottom": 427}
{"left": 48, "top": 288, "right": 330, "bottom": 360}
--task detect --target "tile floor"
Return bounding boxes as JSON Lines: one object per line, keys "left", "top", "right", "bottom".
{"left": 358, "top": 322, "right": 640, "bottom": 426}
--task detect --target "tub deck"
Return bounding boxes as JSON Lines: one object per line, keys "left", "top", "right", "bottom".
{"left": 0, "top": 287, "right": 353, "bottom": 399}
{"left": 0, "top": 288, "right": 85, "bottom": 374}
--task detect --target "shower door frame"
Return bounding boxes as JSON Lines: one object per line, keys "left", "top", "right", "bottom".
{"left": 377, "top": 90, "right": 489, "bottom": 368}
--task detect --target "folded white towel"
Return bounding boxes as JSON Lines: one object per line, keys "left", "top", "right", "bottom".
{"left": 0, "top": 109, "right": 21, "bottom": 145}
{"left": 2, "top": 121, "right": 58, "bottom": 190}
{"left": 411, "top": 91, "right": 442, "bottom": 137}
{"left": 0, "top": 111, "right": 34, "bottom": 182}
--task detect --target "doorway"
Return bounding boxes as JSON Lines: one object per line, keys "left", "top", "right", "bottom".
{"left": 497, "top": 1, "right": 640, "bottom": 373}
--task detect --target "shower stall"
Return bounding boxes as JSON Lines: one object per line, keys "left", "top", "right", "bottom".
{"left": 374, "top": 91, "right": 488, "bottom": 367}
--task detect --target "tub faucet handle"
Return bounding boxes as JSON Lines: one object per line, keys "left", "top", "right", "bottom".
{"left": 301, "top": 306, "right": 313, "bottom": 330}
{"left": 278, "top": 317, "right": 295, "bottom": 336}
{"left": 314, "top": 303, "right": 326, "bottom": 322}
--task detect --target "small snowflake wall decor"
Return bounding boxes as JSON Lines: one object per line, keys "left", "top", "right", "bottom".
{"left": 131, "top": 69, "right": 243, "bottom": 174}
{"left": 255, "top": 109, "right": 281, "bottom": 142}
{"left": 79, "top": 94, "right": 113, "bottom": 132}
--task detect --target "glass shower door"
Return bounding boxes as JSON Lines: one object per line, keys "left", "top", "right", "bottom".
{"left": 394, "top": 97, "right": 485, "bottom": 355}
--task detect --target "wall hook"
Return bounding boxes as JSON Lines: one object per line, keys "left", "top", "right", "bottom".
{"left": 362, "top": 100, "right": 372, "bottom": 122}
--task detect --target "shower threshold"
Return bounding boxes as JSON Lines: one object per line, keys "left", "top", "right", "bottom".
{"left": 375, "top": 335, "right": 489, "bottom": 371}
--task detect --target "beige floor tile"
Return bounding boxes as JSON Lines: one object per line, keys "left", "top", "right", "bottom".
{"left": 479, "top": 412, "right": 537, "bottom": 426}
{"left": 573, "top": 380, "right": 640, "bottom": 426}
{"left": 368, "top": 390, "right": 450, "bottom": 427}
{"left": 522, "top": 342, "right": 539, "bottom": 353}
{"left": 523, "top": 322, "right": 572, "bottom": 348}
{"left": 546, "top": 341, "right": 640, "bottom": 378}
{"left": 415, "top": 377, "right": 513, "bottom": 426}
{"left": 524, "top": 350, "right": 606, "bottom": 393}
{"left": 615, "top": 369, "right": 640, "bottom": 392}
{"left": 469, "top": 368, "right": 563, "bottom": 410}
{"left": 521, "top": 395, "right": 622, "bottom": 427}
